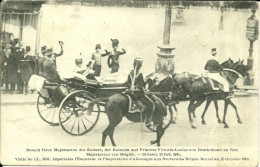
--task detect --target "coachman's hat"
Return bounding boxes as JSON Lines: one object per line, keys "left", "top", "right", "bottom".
{"left": 211, "top": 48, "right": 217, "bottom": 55}
{"left": 134, "top": 57, "right": 143, "bottom": 70}
{"left": 111, "top": 39, "right": 119, "bottom": 48}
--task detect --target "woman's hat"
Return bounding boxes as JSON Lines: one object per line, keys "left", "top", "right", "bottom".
{"left": 134, "top": 57, "right": 143, "bottom": 70}
{"left": 111, "top": 39, "right": 119, "bottom": 48}
{"left": 211, "top": 48, "right": 217, "bottom": 55}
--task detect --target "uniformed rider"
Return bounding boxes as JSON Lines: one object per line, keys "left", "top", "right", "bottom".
{"left": 204, "top": 48, "right": 229, "bottom": 92}
{"left": 125, "top": 57, "right": 154, "bottom": 126}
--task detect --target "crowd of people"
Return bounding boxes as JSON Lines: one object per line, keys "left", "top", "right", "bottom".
{"left": 0, "top": 38, "right": 37, "bottom": 94}
{"left": 0, "top": 37, "right": 127, "bottom": 94}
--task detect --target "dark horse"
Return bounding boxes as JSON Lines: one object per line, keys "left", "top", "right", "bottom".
{"left": 171, "top": 59, "right": 249, "bottom": 128}
{"left": 145, "top": 59, "right": 249, "bottom": 129}
{"left": 101, "top": 92, "right": 166, "bottom": 146}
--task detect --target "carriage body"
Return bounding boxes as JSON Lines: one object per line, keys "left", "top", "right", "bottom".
{"left": 35, "top": 74, "right": 172, "bottom": 136}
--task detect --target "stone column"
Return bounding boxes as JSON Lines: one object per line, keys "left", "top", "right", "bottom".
{"left": 155, "top": 1, "right": 175, "bottom": 75}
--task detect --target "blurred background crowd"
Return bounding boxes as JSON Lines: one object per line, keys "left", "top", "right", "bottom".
{"left": 0, "top": 33, "right": 36, "bottom": 94}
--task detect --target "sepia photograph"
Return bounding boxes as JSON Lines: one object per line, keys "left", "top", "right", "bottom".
{"left": 0, "top": 0, "right": 259, "bottom": 166}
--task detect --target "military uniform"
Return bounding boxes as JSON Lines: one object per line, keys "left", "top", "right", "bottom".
{"left": 125, "top": 58, "right": 154, "bottom": 125}
{"left": 108, "top": 39, "right": 126, "bottom": 73}
{"left": 108, "top": 49, "right": 126, "bottom": 73}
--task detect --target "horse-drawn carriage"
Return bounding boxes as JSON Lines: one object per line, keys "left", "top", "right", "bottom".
{"left": 34, "top": 74, "right": 173, "bottom": 136}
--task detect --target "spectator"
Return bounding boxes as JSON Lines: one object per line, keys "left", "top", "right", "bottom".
{"left": 17, "top": 46, "right": 35, "bottom": 94}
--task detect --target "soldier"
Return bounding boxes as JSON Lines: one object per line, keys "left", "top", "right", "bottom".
{"left": 17, "top": 46, "right": 35, "bottom": 94}
{"left": 124, "top": 57, "right": 154, "bottom": 126}
{"left": 91, "top": 44, "right": 109, "bottom": 76}
{"left": 107, "top": 39, "right": 126, "bottom": 73}
{"left": 204, "top": 48, "right": 229, "bottom": 92}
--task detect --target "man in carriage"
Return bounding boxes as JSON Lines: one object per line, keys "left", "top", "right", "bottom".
{"left": 124, "top": 57, "right": 155, "bottom": 126}
{"left": 91, "top": 44, "right": 110, "bottom": 76}
{"left": 38, "top": 41, "right": 63, "bottom": 76}
{"left": 107, "top": 39, "right": 126, "bottom": 73}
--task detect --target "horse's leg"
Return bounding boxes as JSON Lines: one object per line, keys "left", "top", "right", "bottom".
{"left": 170, "top": 105, "right": 178, "bottom": 124}
{"left": 150, "top": 123, "right": 164, "bottom": 146}
{"left": 192, "top": 100, "right": 204, "bottom": 118}
{"left": 102, "top": 126, "right": 110, "bottom": 146}
{"left": 214, "top": 99, "right": 221, "bottom": 123}
{"left": 201, "top": 99, "right": 212, "bottom": 125}
{"left": 227, "top": 99, "right": 242, "bottom": 124}
{"left": 156, "top": 124, "right": 164, "bottom": 146}
{"left": 222, "top": 100, "right": 229, "bottom": 128}
{"left": 188, "top": 100, "right": 196, "bottom": 128}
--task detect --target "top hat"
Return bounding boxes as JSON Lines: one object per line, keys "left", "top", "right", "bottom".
{"left": 211, "top": 48, "right": 217, "bottom": 55}
{"left": 41, "top": 46, "right": 47, "bottom": 55}
{"left": 111, "top": 39, "right": 119, "bottom": 48}
{"left": 26, "top": 46, "right": 31, "bottom": 53}
{"left": 95, "top": 44, "right": 101, "bottom": 50}
{"left": 13, "top": 38, "right": 19, "bottom": 45}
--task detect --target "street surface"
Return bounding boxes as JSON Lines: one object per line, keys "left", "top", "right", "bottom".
{"left": 1, "top": 93, "right": 258, "bottom": 148}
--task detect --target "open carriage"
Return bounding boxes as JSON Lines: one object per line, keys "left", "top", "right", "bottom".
{"left": 33, "top": 74, "right": 173, "bottom": 136}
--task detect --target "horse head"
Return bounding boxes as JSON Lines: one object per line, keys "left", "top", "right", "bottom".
{"left": 221, "top": 58, "right": 234, "bottom": 68}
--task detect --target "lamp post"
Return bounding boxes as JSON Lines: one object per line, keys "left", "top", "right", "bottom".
{"left": 244, "top": 6, "right": 259, "bottom": 86}
{"left": 219, "top": 1, "right": 224, "bottom": 30}
{"left": 155, "top": 0, "right": 175, "bottom": 75}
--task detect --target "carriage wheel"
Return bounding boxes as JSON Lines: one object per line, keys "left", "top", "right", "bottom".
{"left": 58, "top": 90, "right": 100, "bottom": 136}
{"left": 146, "top": 105, "right": 173, "bottom": 132}
{"left": 37, "top": 94, "right": 59, "bottom": 126}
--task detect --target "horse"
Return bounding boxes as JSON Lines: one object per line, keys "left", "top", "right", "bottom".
{"left": 199, "top": 60, "right": 249, "bottom": 126}
{"left": 101, "top": 92, "right": 167, "bottom": 146}
{"left": 171, "top": 59, "right": 249, "bottom": 128}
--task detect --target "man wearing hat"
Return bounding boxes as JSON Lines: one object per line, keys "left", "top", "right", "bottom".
{"left": 3, "top": 45, "right": 19, "bottom": 93}
{"left": 38, "top": 41, "right": 63, "bottom": 76}
{"left": 13, "top": 41, "right": 25, "bottom": 93}
{"left": 17, "top": 46, "right": 35, "bottom": 94}
{"left": 107, "top": 39, "right": 126, "bottom": 73}
{"left": 204, "top": 48, "right": 229, "bottom": 92}
{"left": 124, "top": 57, "right": 155, "bottom": 126}
{"left": 38, "top": 45, "right": 47, "bottom": 76}
{"left": 43, "top": 47, "right": 61, "bottom": 83}
{"left": 91, "top": 44, "right": 109, "bottom": 76}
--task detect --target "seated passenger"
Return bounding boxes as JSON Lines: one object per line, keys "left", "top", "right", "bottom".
{"left": 43, "top": 48, "right": 61, "bottom": 83}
